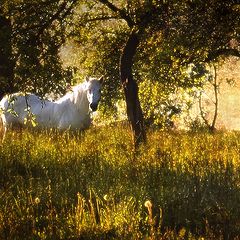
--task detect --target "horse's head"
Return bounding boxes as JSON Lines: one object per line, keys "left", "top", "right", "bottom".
{"left": 85, "top": 76, "right": 103, "bottom": 112}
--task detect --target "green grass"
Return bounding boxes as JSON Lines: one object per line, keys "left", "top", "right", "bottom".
{"left": 0, "top": 126, "right": 240, "bottom": 239}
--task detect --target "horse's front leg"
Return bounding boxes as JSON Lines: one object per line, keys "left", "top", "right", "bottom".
{"left": 0, "top": 115, "right": 6, "bottom": 143}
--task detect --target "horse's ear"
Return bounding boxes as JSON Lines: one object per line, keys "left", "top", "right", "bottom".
{"left": 99, "top": 76, "right": 104, "bottom": 84}
{"left": 85, "top": 76, "right": 90, "bottom": 82}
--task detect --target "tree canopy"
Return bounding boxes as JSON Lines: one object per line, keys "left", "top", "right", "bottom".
{"left": 0, "top": 0, "right": 77, "bottom": 98}
{"left": 0, "top": 0, "right": 239, "bottom": 142}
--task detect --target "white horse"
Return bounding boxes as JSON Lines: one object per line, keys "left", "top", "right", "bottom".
{"left": 0, "top": 76, "right": 103, "bottom": 137}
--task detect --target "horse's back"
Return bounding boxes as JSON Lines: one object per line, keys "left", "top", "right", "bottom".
{"left": 0, "top": 93, "right": 70, "bottom": 129}
{"left": 0, "top": 93, "right": 42, "bottom": 127}
{"left": 0, "top": 81, "right": 96, "bottom": 131}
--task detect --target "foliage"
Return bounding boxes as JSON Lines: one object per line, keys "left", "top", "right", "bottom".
{"left": 138, "top": 63, "right": 212, "bottom": 128}
{"left": 0, "top": 0, "right": 239, "bottom": 127}
{"left": 61, "top": 0, "right": 239, "bottom": 126}
{"left": 0, "top": 0, "right": 76, "bottom": 96}
{"left": 0, "top": 126, "right": 240, "bottom": 239}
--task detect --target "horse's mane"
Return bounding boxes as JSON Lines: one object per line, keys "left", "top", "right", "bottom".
{"left": 56, "top": 83, "right": 87, "bottom": 106}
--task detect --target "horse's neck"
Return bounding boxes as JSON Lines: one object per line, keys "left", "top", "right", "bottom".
{"left": 73, "top": 88, "right": 89, "bottom": 114}
{"left": 56, "top": 84, "right": 90, "bottom": 115}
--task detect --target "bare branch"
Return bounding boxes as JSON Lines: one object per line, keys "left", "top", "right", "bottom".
{"left": 97, "top": 0, "right": 135, "bottom": 28}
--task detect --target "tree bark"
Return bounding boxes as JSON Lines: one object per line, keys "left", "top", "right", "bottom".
{"left": 210, "top": 65, "right": 218, "bottom": 132}
{"left": 120, "top": 31, "right": 146, "bottom": 147}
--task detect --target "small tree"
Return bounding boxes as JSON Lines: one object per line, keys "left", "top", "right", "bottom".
{"left": 199, "top": 64, "right": 219, "bottom": 132}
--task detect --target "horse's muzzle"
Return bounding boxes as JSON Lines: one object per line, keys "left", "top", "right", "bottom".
{"left": 90, "top": 103, "right": 98, "bottom": 112}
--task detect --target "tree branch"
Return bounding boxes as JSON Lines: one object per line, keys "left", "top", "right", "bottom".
{"left": 206, "top": 48, "right": 240, "bottom": 62}
{"left": 37, "top": 0, "right": 78, "bottom": 37}
{"left": 97, "top": 0, "right": 135, "bottom": 28}
{"left": 22, "top": 1, "right": 77, "bottom": 37}
{"left": 85, "top": 15, "right": 119, "bottom": 22}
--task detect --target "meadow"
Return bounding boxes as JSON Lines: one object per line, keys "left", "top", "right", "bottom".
{"left": 0, "top": 125, "right": 240, "bottom": 239}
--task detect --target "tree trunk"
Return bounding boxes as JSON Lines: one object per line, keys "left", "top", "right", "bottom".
{"left": 210, "top": 65, "right": 218, "bottom": 132}
{"left": 120, "top": 31, "right": 146, "bottom": 147}
{"left": 0, "top": 12, "right": 15, "bottom": 99}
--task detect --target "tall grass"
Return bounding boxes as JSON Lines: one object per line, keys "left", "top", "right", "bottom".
{"left": 0, "top": 126, "right": 240, "bottom": 239}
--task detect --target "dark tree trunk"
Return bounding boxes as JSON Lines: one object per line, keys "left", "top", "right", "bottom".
{"left": 120, "top": 31, "right": 146, "bottom": 147}
{"left": 0, "top": 12, "right": 15, "bottom": 99}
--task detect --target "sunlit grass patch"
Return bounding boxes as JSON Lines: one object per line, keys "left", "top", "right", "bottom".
{"left": 0, "top": 127, "right": 240, "bottom": 239}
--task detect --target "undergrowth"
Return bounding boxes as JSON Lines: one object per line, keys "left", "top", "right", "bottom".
{"left": 0, "top": 125, "right": 240, "bottom": 239}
